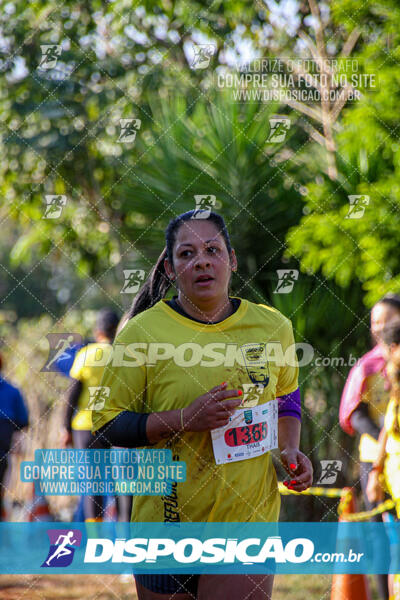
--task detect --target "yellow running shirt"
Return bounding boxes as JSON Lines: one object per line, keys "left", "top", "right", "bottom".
{"left": 385, "top": 397, "right": 400, "bottom": 456}
{"left": 70, "top": 342, "right": 113, "bottom": 430}
{"left": 384, "top": 396, "right": 400, "bottom": 516}
{"left": 92, "top": 297, "right": 299, "bottom": 523}
{"left": 359, "top": 372, "right": 389, "bottom": 462}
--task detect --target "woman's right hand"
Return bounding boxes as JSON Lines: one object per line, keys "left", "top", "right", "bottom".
{"left": 182, "top": 382, "right": 242, "bottom": 432}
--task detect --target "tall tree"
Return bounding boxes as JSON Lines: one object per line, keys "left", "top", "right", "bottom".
{"left": 286, "top": 0, "right": 400, "bottom": 306}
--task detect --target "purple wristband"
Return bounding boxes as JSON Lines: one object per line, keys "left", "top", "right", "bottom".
{"left": 277, "top": 387, "right": 301, "bottom": 421}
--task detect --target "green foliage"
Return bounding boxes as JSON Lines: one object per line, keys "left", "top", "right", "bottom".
{"left": 0, "top": 0, "right": 295, "bottom": 311}
{"left": 112, "top": 92, "right": 309, "bottom": 296}
{"left": 286, "top": 0, "right": 400, "bottom": 306}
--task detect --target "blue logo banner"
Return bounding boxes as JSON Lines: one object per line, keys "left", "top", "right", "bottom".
{"left": 0, "top": 522, "right": 399, "bottom": 574}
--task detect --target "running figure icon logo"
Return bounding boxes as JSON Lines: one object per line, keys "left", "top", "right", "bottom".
{"left": 316, "top": 460, "right": 342, "bottom": 485}
{"left": 274, "top": 269, "right": 299, "bottom": 294}
{"left": 43, "top": 195, "right": 67, "bottom": 219}
{"left": 241, "top": 383, "right": 264, "bottom": 408}
{"left": 192, "top": 195, "right": 216, "bottom": 219}
{"left": 39, "top": 45, "right": 62, "bottom": 70}
{"left": 87, "top": 386, "right": 110, "bottom": 411}
{"left": 267, "top": 116, "right": 291, "bottom": 143}
{"left": 120, "top": 269, "right": 146, "bottom": 293}
{"left": 41, "top": 333, "right": 83, "bottom": 372}
{"left": 41, "top": 529, "right": 82, "bottom": 568}
{"left": 345, "top": 195, "right": 370, "bottom": 219}
{"left": 117, "top": 118, "right": 141, "bottom": 143}
{"left": 190, "top": 44, "right": 215, "bottom": 70}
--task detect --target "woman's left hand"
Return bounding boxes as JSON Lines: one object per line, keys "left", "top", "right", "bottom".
{"left": 280, "top": 448, "right": 313, "bottom": 492}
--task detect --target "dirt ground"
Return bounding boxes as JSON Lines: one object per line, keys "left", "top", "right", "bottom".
{"left": 0, "top": 574, "right": 138, "bottom": 600}
{"left": 0, "top": 574, "right": 335, "bottom": 600}
{"left": 0, "top": 573, "right": 380, "bottom": 599}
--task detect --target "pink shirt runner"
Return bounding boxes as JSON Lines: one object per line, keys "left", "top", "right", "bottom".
{"left": 339, "top": 344, "right": 387, "bottom": 435}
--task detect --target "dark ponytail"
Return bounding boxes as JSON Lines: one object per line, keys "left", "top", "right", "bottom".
{"left": 123, "top": 210, "right": 233, "bottom": 323}
{"left": 124, "top": 247, "right": 172, "bottom": 321}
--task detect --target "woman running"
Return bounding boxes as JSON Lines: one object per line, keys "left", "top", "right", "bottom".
{"left": 92, "top": 210, "right": 313, "bottom": 600}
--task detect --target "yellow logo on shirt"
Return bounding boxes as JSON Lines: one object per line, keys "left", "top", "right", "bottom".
{"left": 240, "top": 343, "right": 270, "bottom": 387}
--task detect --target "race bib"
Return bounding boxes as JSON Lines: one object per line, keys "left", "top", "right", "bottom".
{"left": 211, "top": 399, "right": 278, "bottom": 465}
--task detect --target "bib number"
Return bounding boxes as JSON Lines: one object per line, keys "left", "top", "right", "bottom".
{"left": 211, "top": 400, "right": 278, "bottom": 465}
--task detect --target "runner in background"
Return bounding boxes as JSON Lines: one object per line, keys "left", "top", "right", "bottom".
{"left": 60, "top": 308, "right": 121, "bottom": 522}
{"left": 339, "top": 293, "right": 400, "bottom": 600}
{"left": 0, "top": 352, "right": 29, "bottom": 520}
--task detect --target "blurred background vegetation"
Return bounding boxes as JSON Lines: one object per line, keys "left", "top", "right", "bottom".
{"left": 1, "top": 0, "right": 399, "bottom": 522}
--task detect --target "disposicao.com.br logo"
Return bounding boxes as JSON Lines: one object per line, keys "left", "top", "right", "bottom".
{"left": 84, "top": 536, "right": 314, "bottom": 565}
{"left": 83, "top": 536, "right": 366, "bottom": 567}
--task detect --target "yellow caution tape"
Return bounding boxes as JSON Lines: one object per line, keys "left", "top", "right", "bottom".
{"left": 278, "top": 483, "right": 344, "bottom": 498}
{"left": 278, "top": 483, "right": 395, "bottom": 521}
{"left": 338, "top": 499, "right": 395, "bottom": 521}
